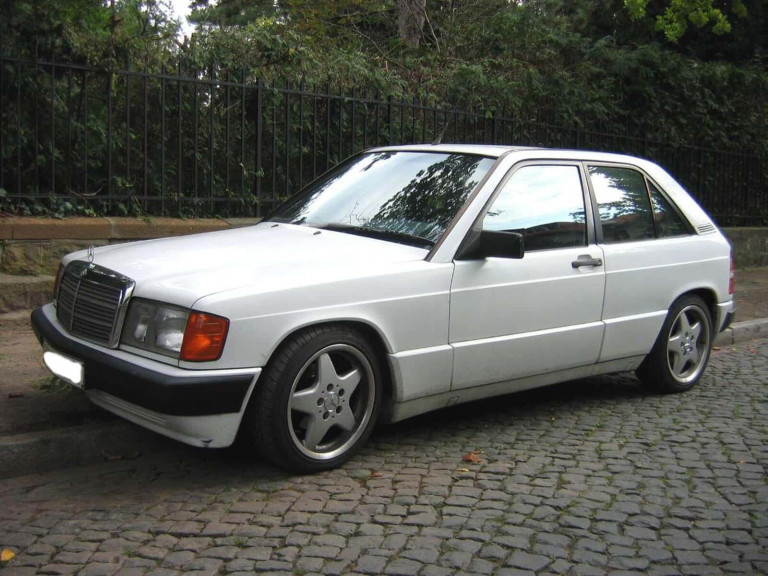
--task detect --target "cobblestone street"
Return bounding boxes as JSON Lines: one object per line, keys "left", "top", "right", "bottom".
{"left": 1, "top": 340, "right": 766, "bottom": 576}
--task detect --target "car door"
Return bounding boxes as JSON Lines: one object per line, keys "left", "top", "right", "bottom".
{"left": 587, "top": 163, "right": 700, "bottom": 362}
{"left": 449, "top": 162, "right": 606, "bottom": 390}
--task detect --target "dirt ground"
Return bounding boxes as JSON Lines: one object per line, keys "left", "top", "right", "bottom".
{"left": 732, "top": 266, "right": 768, "bottom": 321}
{"left": 0, "top": 318, "right": 112, "bottom": 436}
{"left": 1, "top": 267, "right": 766, "bottom": 436}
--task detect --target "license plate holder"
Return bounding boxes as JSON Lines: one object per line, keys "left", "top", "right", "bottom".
{"left": 42, "top": 344, "right": 85, "bottom": 390}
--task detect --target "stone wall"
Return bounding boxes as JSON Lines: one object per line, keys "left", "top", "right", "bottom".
{"left": 0, "top": 217, "right": 259, "bottom": 276}
{"left": 722, "top": 227, "right": 768, "bottom": 268}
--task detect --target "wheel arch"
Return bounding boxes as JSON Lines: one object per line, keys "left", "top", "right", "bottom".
{"left": 255, "top": 318, "right": 396, "bottom": 421}
{"left": 636, "top": 287, "right": 716, "bottom": 393}
{"left": 676, "top": 287, "right": 718, "bottom": 327}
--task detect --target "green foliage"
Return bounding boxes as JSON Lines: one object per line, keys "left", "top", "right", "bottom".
{"left": 1, "top": 0, "right": 766, "bottom": 221}
{"left": 33, "top": 376, "right": 73, "bottom": 394}
{"left": 625, "top": 0, "right": 748, "bottom": 42}
{"left": 0, "top": 0, "right": 180, "bottom": 65}
{"left": 190, "top": 0, "right": 286, "bottom": 27}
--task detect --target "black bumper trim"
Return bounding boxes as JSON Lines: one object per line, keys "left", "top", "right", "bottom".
{"left": 721, "top": 310, "right": 735, "bottom": 332}
{"left": 31, "top": 308, "right": 253, "bottom": 417}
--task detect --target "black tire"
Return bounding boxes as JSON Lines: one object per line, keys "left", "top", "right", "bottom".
{"left": 245, "top": 325, "right": 382, "bottom": 472}
{"left": 636, "top": 294, "right": 713, "bottom": 393}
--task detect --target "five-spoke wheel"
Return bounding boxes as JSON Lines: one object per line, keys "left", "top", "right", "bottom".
{"left": 246, "top": 325, "right": 381, "bottom": 472}
{"left": 665, "top": 304, "right": 710, "bottom": 384}
{"left": 288, "top": 344, "right": 376, "bottom": 460}
{"left": 637, "top": 294, "right": 713, "bottom": 393}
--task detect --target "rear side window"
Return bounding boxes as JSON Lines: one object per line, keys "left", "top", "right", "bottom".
{"left": 589, "top": 166, "right": 654, "bottom": 243}
{"left": 483, "top": 165, "right": 586, "bottom": 251}
{"left": 648, "top": 181, "right": 689, "bottom": 237}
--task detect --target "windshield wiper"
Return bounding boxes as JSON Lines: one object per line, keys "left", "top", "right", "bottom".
{"left": 320, "top": 223, "right": 435, "bottom": 249}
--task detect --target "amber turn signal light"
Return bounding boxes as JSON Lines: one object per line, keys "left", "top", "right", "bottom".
{"left": 180, "top": 312, "right": 229, "bottom": 362}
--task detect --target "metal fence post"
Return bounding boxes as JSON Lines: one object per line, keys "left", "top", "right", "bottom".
{"left": 107, "top": 68, "right": 112, "bottom": 199}
{"left": 256, "top": 77, "right": 263, "bottom": 216}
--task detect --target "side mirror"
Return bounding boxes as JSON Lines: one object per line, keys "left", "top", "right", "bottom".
{"left": 457, "top": 229, "right": 525, "bottom": 260}
{"left": 479, "top": 229, "right": 524, "bottom": 259}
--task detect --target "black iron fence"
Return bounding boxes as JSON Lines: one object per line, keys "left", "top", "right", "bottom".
{"left": 1, "top": 56, "right": 765, "bottom": 224}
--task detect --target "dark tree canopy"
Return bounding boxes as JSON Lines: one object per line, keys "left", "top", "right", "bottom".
{"left": 0, "top": 0, "right": 765, "bottom": 154}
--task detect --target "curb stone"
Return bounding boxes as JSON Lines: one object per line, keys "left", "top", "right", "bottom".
{"left": 0, "top": 422, "right": 180, "bottom": 479}
{"left": 713, "top": 318, "right": 768, "bottom": 346}
{"left": 0, "top": 318, "right": 765, "bottom": 479}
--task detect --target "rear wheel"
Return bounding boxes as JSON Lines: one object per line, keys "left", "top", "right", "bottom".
{"left": 636, "top": 294, "right": 713, "bottom": 393}
{"left": 246, "top": 325, "right": 381, "bottom": 472}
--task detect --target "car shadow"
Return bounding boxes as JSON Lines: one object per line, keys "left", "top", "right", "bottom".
{"left": 378, "top": 370, "right": 650, "bottom": 436}
{"left": 2, "top": 371, "right": 660, "bottom": 504}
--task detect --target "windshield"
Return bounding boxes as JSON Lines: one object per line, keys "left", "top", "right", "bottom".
{"left": 268, "top": 151, "right": 496, "bottom": 248}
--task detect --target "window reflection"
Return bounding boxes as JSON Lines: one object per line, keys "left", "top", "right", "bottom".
{"left": 590, "top": 166, "right": 655, "bottom": 243}
{"left": 269, "top": 152, "right": 495, "bottom": 246}
{"left": 483, "top": 165, "right": 586, "bottom": 251}
{"left": 648, "top": 181, "right": 689, "bottom": 237}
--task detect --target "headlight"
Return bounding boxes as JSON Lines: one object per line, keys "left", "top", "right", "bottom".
{"left": 121, "top": 299, "right": 229, "bottom": 361}
{"left": 121, "top": 299, "right": 189, "bottom": 357}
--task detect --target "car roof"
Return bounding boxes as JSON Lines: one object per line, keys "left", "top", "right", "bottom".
{"left": 369, "top": 143, "right": 654, "bottom": 164}
{"left": 370, "top": 144, "right": 533, "bottom": 157}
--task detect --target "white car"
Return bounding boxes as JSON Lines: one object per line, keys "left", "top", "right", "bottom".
{"left": 32, "top": 145, "right": 735, "bottom": 472}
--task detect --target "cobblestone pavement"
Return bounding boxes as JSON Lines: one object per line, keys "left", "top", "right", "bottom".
{"left": 1, "top": 340, "right": 766, "bottom": 576}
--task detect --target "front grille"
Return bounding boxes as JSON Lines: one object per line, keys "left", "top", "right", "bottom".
{"left": 56, "top": 261, "right": 135, "bottom": 347}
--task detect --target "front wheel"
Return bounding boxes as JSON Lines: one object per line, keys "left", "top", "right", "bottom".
{"left": 636, "top": 294, "right": 713, "bottom": 393}
{"left": 245, "top": 325, "right": 382, "bottom": 472}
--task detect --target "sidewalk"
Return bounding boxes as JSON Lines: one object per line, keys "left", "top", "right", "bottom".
{"left": 1, "top": 268, "right": 767, "bottom": 478}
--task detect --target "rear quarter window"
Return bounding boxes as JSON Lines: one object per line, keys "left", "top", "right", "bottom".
{"left": 648, "top": 181, "right": 690, "bottom": 237}
{"left": 589, "top": 166, "right": 654, "bottom": 243}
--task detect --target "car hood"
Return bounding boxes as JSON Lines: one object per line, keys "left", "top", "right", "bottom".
{"left": 63, "top": 222, "right": 429, "bottom": 308}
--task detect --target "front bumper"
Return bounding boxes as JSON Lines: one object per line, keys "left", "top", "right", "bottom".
{"left": 31, "top": 305, "right": 261, "bottom": 447}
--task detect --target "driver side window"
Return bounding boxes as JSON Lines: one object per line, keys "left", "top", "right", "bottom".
{"left": 483, "top": 165, "right": 587, "bottom": 251}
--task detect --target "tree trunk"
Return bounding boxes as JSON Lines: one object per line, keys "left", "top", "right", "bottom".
{"left": 398, "top": 0, "right": 427, "bottom": 48}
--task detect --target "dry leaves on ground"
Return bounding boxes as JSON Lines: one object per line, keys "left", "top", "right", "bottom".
{"left": 101, "top": 449, "right": 141, "bottom": 461}
{"left": 1, "top": 549, "right": 16, "bottom": 562}
{"left": 462, "top": 451, "right": 482, "bottom": 464}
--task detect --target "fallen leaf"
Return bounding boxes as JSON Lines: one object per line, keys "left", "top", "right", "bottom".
{"left": 102, "top": 449, "right": 123, "bottom": 461}
{"left": 456, "top": 468, "right": 470, "bottom": 473}
{"left": 370, "top": 471, "right": 383, "bottom": 478}
{"left": 462, "top": 451, "right": 482, "bottom": 464}
{"left": 101, "top": 449, "right": 141, "bottom": 461}
{"left": 1, "top": 549, "right": 15, "bottom": 562}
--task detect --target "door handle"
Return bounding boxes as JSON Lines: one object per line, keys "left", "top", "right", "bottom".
{"left": 572, "top": 256, "right": 603, "bottom": 268}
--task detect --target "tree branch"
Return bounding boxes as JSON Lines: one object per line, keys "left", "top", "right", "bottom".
{"left": 330, "top": 19, "right": 409, "bottom": 73}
